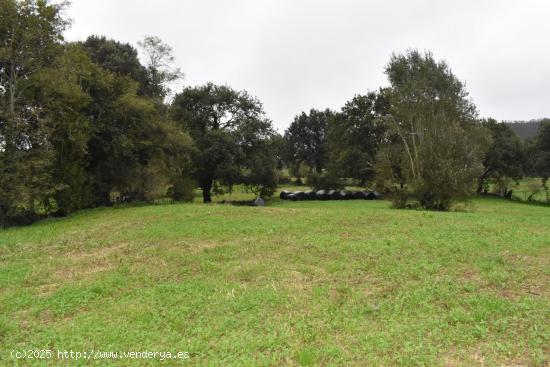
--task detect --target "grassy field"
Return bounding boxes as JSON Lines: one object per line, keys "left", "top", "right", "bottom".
{"left": 0, "top": 189, "right": 549, "bottom": 366}
{"left": 509, "top": 178, "right": 549, "bottom": 203}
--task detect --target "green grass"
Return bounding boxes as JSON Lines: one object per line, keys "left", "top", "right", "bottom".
{"left": 510, "top": 178, "right": 549, "bottom": 203}
{"left": 1, "top": 189, "right": 549, "bottom": 366}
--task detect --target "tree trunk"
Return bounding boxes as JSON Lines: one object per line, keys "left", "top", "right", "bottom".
{"left": 476, "top": 178, "right": 484, "bottom": 194}
{"left": 202, "top": 180, "right": 212, "bottom": 203}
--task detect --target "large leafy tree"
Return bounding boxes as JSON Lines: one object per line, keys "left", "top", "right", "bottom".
{"left": 533, "top": 121, "right": 550, "bottom": 200}
{"left": 28, "top": 43, "right": 194, "bottom": 212}
{"left": 29, "top": 45, "right": 100, "bottom": 213}
{"left": 477, "top": 118, "right": 525, "bottom": 194}
{"left": 0, "top": 1, "right": 194, "bottom": 226}
{"left": 0, "top": 0, "right": 69, "bottom": 225}
{"left": 82, "top": 35, "right": 151, "bottom": 97}
{"left": 171, "top": 83, "right": 276, "bottom": 202}
{"left": 283, "top": 108, "right": 332, "bottom": 174}
{"left": 379, "top": 50, "right": 488, "bottom": 210}
{"left": 327, "top": 92, "right": 388, "bottom": 185}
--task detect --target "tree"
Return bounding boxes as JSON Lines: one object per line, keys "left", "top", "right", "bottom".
{"left": 533, "top": 121, "right": 550, "bottom": 201}
{"left": 327, "top": 92, "right": 388, "bottom": 185}
{"left": 380, "top": 50, "right": 488, "bottom": 210}
{"left": 138, "top": 36, "right": 183, "bottom": 101}
{"left": 171, "top": 83, "right": 277, "bottom": 203}
{"left": 0, "top": 2, "right": 194, "bottom": 226}
{"left": 82, "top": 35, "right": 151, "bottom": 97}
{"left": 477, "top": 118, "right": 525, "bottom": 195}
{"left": 284, "top": 109, "right": 332, "bottom": 173}
{"left": 29, "top": 42, "right": 194, "bottom": 212}
{"left": 83, "top": 68, "right": 193, "bottom": 205}
{"left": 269, "top": 132, "right": 286, "bottom": 170}
{"left": 0, "top": 0, "right": 69, "bottom": 225}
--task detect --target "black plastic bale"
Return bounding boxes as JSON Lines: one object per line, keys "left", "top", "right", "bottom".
{"left": 328, "top": 190, "right": 339, "bottom": 200}
{"left": 305, "top": 190, "right": 317, "bottom": 200}
{"left": 316, "top": 190, "right": 328, "bottom": 200}
{"left": 288, "top": 193, "right": 298, "bottom": 201}
{"left": 341, "top": 190, "right": 354, "bottom": 200}
{"left": 279, "top": 190, "right": 291, "bottom": 200}
{"left": 365, "top": 191, "right": 376, "bottom": 200}
{"left": 372, "top": 191, "right": 383, "bottom": 200}
{"left": 353, "top": 191, "right": 366, "bottom": 199}
{"left": 294, "top": 191, "right": 307, "bottom": 200}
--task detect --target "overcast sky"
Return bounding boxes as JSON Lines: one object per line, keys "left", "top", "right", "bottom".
{"left": 64, "top": 0, "right": 550, "bottom": 132}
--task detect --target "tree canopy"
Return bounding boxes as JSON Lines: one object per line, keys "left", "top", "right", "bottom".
{"left": 171, "top": 83, "right": 277, "bottom": 202}
{"left": 284, "top": 109, "right": 332, "bottom": 173}
{"left": 378, "top": 50, "right": 488, "bottom": 210}
{"left": 327, "top": 92, "right": 388, "bottom": 184}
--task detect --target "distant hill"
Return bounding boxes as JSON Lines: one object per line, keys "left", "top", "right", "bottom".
{"left": 504, "top": 119, "right": 549, "bottom": 140}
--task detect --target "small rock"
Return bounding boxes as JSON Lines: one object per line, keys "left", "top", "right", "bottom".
{"left": 253, "top": 197, "right": 265, "bottom": 206}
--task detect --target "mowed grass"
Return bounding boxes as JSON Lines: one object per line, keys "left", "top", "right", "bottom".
{"left": 0, "top": 191, "right": 549, "bottom": 366}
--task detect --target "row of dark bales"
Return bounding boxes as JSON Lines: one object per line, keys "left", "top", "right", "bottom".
{"left": 280, "top": 190, "right": 382, "bottom": 201}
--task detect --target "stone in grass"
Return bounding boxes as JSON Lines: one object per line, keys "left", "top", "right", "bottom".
{"left": 279, "top": 190, "right": 291, "bottom": 200}
{"left": 253, "top": 197, "right": 265, "bottom": 206}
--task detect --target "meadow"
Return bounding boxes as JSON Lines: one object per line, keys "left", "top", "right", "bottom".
{"left": 0, "top": 188, "right": 549, "bottom": 366}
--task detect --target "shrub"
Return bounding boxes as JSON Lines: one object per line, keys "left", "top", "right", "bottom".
{"left": 168, "top": 177, "right": 196, "bottom": 202}
{"left": 306, "top": 170, "right": 344, "bottom": 190}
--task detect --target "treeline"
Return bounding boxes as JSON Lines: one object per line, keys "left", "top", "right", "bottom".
{"left": 280, "top": 55, "right": 550, "bottom": 210}
{"left": 1, "top": 1, "right": 550, "bottom": 227}
{"left": 0, "top": 0, "right": 277, "bottom": 226}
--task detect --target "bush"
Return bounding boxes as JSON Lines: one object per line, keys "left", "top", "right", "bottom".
{"left": 306, "top": 170, "right": 344, "bottom": 190}
{"left": 168, "top": 177, "right": 196, "bottom": 202}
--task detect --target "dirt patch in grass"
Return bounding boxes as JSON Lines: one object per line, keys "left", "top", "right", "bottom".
{"left": 174, "top": 239, "right": 224, "bottom": 254}
{"left": 461, "top": 269, "right": 483, "bottom": 283}
{"left": 36, "top": 282, "right": 61, "bottom": 297}
{"left": 497, "top": 252, "right": 549, "bottom": 300}
{"left": 65, "top": 242, "right": 129, "bottom": 261}
{"left": 54, "top": 261, "right": 113, "bottom": 280}
{"left": 50, "top": 243, "right": 128, "bottom": 281}
{"left": 287, "top": 270, "right": 311, "bottom": 292}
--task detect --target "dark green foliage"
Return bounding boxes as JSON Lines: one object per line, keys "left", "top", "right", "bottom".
{"left": 327, "top": 92, "right": 388, "bottom": 185}
{"left": 305, "top": 170, "right": 344, "bottom": 190}
{"left": 171, "top": 83, "right": 277, "bottom": 202}
{"left": 379, "top": 50, "right": 488, "bottom": 210}
{"left": 0, "top": 1, "right": 194, "bottom": 226}
{"left": 534, "top": 121, "right": 550, "bottom": 180}
{"left": 478, "top": 118, "right": 526, "bottom": 194}
{"left": 82, "top": 35, "right": 151, "bottom": 97}
{"left": 167, "top": 176, "right": 196, "bottom": 202}
{"left": 0, "top": 0, "right": 69, "bottom": 225}
{"left": 284, "top": 109, "right": 332, "bottom": 173}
